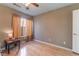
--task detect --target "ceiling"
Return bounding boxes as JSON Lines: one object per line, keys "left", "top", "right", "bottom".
{"left": 2, "top": 3, "right": 73, "bottom": 16}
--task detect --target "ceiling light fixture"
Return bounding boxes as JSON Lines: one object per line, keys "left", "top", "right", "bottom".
{"left": 24, "top": 0, "right": 34, "bottom": 7}
{"left": 24, "top": 3, "right": 30, "bottom": 7}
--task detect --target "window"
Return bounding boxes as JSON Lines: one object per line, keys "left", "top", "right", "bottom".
{"left": 20, "top": 17, "right": 27, "bottom": 36}
{"left": 20, "top": 17, "right": 26, "bottom": 27}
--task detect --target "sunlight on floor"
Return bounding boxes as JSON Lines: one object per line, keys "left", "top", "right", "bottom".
{"left": 18, "top": 47, "right": 27, "bottom": 56}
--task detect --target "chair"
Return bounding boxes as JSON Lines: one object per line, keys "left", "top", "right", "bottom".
{"left": 0, "top": 32, "right": 9, "bottom": 55}
{"left": 0, "top": 41, "right": 6, "bottom": 56}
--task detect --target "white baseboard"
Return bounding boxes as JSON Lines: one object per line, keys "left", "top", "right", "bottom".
{"left": 34, "top": 39, "right": 72, "bottom": 51}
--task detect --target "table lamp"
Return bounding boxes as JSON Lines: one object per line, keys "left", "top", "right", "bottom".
{"left": 8, "top": 33, "right": 12, "bottom": 39}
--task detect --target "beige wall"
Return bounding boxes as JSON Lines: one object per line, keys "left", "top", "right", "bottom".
{"left": 34, "top": 4, "right": 79, "bottom": 49}
{"left": 0, "top": 5, "right": 31, "bottom": 45}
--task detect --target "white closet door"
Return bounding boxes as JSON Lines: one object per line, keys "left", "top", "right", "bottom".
{"left": 73, "top": 9, "right": 79, "bottom": 53}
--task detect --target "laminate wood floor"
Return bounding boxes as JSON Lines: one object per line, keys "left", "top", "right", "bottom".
{"left": 1, "top": 41, "right": 79, "bottom": 56}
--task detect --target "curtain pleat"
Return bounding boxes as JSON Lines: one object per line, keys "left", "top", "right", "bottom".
{"left": 12, "top": 15, "right": 21, "bottom": 38}
{"left": 26, "top": 18, "right": 33, "bottom": 40}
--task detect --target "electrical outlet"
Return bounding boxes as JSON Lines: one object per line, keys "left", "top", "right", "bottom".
{"left": 63, "top": 41, "right": 66, "bottom": 45}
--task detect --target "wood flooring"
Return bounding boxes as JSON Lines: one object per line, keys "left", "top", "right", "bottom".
{"left": 1, "top": 41, "right": 79, "bottom": 56}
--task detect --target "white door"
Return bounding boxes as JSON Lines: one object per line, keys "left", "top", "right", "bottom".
{"left": 73, "top": 9, "right": 79, "bottom": 53}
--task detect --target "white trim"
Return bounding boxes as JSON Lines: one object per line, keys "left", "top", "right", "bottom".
{"left": 34, "top": 39, "right": 72, "bottom": 51}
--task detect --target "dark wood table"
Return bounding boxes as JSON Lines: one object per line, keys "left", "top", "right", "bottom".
{"left": 4, "top": 39, "right": 20, "bottom": 54}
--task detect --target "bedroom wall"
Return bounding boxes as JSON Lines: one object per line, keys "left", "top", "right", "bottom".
{"left": 0, "top": 5, "right": 31, "bottom": 45}
{"left": 34, "top": 4, "right": 79, "bottom": 49}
